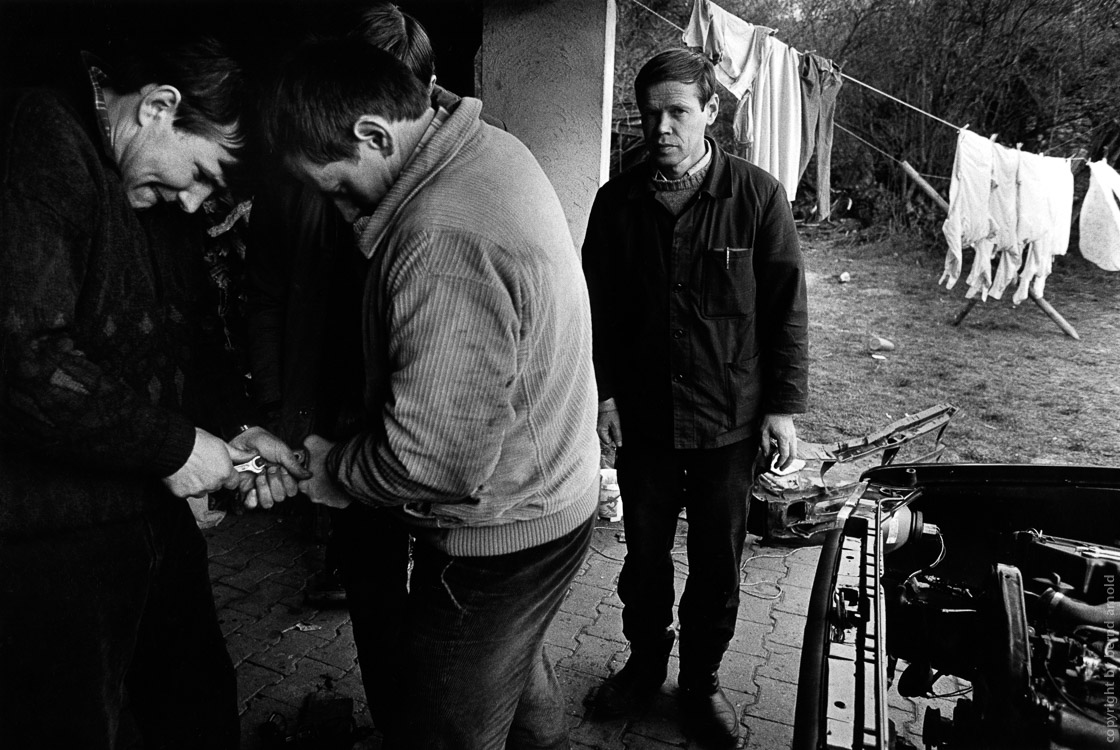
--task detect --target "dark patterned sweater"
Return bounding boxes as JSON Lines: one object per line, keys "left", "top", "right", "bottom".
{"left": 0, "top": 64, "right": 248, "bottom": 538}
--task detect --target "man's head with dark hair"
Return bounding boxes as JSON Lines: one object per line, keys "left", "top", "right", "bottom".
{"left": 634, "top": 49, "right": 719, "bottom": 180}
{"left": 261, "top": 36, "right": 433, "bottom": 222}
{"left": 103, "top": 36, "right": 251, "bottom": 212}
{"left": 635, "top": 48, "right": 717, "bottom": 108}
{"left": 112, "top": 36, "right": 249, "bottom": 156}
{"left": 348, "top": 2, "right": 436, "bottom": 87}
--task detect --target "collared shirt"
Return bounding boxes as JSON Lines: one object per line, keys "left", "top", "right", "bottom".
{"left": 83, "top": 55, "right": 114, "bottom": 159}
{"left": 653, "top": 140, "right": 712, "bottom": 182}
{"left": 582, "top": 137, "right": 808, "bottom": 450}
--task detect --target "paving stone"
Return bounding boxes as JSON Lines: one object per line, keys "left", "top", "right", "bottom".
{"left": 741, "top": 549, "right": 792, "bottom": 573}
{"left": 719, "top": 651, "right": 765, "bottom": 696}
{"left": 725, "top": 619, "right": 771, "bottom": 658}
{"left": 225, "top": 630, "right": 273, "bottom": 668}
{"left": 742, "top": 714, "right": 795, "bottom": 750}
{"left": 548, "top": 609, "right": 595, "bottom": 647}
{"left": 247, "top": 629, "right": 325, "bottom": 676}
{"left": 765, "top": 610, "right": 808, "bottom": 649}
{"left": 217, "top": 607, "right": 256, "bottom": 637}
{"left": 236, "top": 661, "right": 285, "bottom": 709}
{"left": 238, "top": 693, "right": 292, "bottom": 750}
{"left": 216, "top": 561, "right": 282, "bottom": 595}
{"left": 740, "top": 676, "right": 798, "bottom": 725}
{"left": 258, "top": 656, "right": 347, "bottom": 707}
{"left": 212, "top": 582, "right": 246, "bottom": 611}
{"left": 303, "top": 605, "right": 352, "bottom": 637}
{"left": 238, "top": 603, "right": 308, "bottom": 643}
{"left": 308, "top": 628, "right": 360, "bottom": 671}
{"left": 560, "top": 633, "right": 626, "bottom": 677}
{"left": 580, "top": 551, "right": 624, "bottom": 590}
{"left": 582, "top": 602, "right": 626, "bottom": 643}
{"left": 755, "top": 642, "right": 802, "bottom": 685}
{"left": 736, "top": 590, "right": 777, "bottom": 624}
{"left": 773, "top": 581, "right": 813, "bottom": 615}
{"left": 227, "top": 579, "right": 305, "bottom": 616}
{"left": 562, "top": 580, "right": 614, "bottom": 617}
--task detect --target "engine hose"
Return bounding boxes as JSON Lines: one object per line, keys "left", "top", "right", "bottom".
{"left": 1049, "top": 705, "right": 1112, "bottom": 750}
{"left": 1039, "top": 588, "right": 1114, "bottom": 628}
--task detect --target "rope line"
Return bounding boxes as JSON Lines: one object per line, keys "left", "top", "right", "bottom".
{"left": 839, "top": 72, "right": 960, "bottom": 131}
{"left": 628, "top": 0, "right": 686, "bottom": 32}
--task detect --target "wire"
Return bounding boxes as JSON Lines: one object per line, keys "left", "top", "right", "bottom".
{"left": 834, "top": 122, "right": 901, "bottom": 165}
{"left": 628, "top": 0, "right": 685, "bottom": 32}
{"left": 839, "top": 72, "right": 960, "bottom": 131}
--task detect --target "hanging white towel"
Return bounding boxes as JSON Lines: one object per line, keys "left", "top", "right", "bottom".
{"left": 682, "top": 0, "right": 774, "bottom": 100}
{"left": 941, "top": 129, "right": 997, "bottom": 289}
{"left": 1079, "top": 160, "right": 1120, "bottom": 272}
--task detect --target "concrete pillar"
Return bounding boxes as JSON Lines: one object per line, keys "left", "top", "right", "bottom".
{"left": 478, "top": 0, "right": 616, "bottom": 249}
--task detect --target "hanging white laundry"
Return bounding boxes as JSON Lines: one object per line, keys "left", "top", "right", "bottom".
{"left": 731, "top": 35, "right": 774, "bottom": 163}
{"left": 682, "top": 0, "right": 775, "bottom": 100}
{"left": 941, "top": 129, "right": 997, "bottom": 289}
{"left": 1014, "top": 153, "right": 1073, "bottom": 304}
{"left": 747, "top": 38, "right": 802, "bottom": 198}
{"left": 987, "top": 144, "right": 1022, "bottom": 300}
{"left": 1079, "top": 160, "right": 1120, "bottom": 272}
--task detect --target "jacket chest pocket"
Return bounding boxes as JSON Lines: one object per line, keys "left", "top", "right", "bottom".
{"left": 701, "top": 247, "right": 755, "bottom": 318}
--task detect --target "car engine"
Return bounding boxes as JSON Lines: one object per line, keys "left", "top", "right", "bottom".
{"left": 876, "top": 481, "right": 1119, "bottom": 749}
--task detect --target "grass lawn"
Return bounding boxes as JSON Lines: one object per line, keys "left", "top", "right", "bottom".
{"left": 797, "top": 227, "right": 1120, "bottom": 465}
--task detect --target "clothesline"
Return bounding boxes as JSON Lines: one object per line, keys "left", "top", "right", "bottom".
{"left": 625, "top": 0, "right": 961, "bottom": 132}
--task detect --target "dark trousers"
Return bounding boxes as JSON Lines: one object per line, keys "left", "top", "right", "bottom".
{"left": 387, "top": 513, "right": 595, "bottom": 750}
{"left": 0, "top": 498, "right": 238, "bottom": 749}
{"left": 331, "top": 503, "right": 412, "bottom": 733}
{"left": 615, "top": 437, "right": 760, "bottom": 680}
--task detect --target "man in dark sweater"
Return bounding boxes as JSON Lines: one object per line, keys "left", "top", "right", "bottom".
{"left": 582, "top": 49, "right": 809, "bottom": 747}
{"left": 0, "top": 38, "right": 306, "bottom": 748}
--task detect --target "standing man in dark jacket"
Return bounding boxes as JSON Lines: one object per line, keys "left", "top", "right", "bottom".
{"left": 582, "top": 48, "right": 809, "bottom": 748}
{"left": 0, "top": 38, "right": 305, "bottom": 749}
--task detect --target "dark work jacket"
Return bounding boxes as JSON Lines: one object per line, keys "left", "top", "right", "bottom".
{"left": 582, "top": 138, "right": 809, "bottom": 450}
{"left": 0, "top": 59, "right": 251, "bottom": 537}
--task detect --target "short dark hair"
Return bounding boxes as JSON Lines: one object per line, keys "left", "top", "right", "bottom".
{"left": 349, "top": 3, "right": 436, "bottom": 86}
{"left": 261, "top": 37, "right": 430, "bottom": 166}
{"left": 635, "top": 48, "right": 717, "bottom": 107}
{"left": 112, "top": 37, "right": 248, "bottom": 155}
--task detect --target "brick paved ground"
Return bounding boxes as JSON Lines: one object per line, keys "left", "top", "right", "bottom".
{"left": 204, "top": 507, "right": 826, "bottom": 750}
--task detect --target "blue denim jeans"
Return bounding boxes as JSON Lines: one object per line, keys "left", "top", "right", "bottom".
{"left": 0, "top": 497, "right": 238, "bottom": 749}
{"left": 387, "top": 513, "right": 594, "bottom": 750}
{"left": 615, "top": 438, "right": 760, "bottom": 681}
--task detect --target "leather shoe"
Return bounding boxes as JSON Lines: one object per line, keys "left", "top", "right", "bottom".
{"left": 592, "top": 630, "right": 675, "bottom": 718}
{"left": 679, "top": 683, "right": 740, "bottom": 748}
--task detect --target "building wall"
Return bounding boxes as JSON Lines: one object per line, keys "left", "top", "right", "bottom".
{"left": 478, "top": 0, "right": 616, "bottom": 250}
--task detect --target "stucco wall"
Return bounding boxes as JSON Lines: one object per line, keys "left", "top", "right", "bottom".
{"left": 478, "top": 0, "right": 616, "bottom": 250}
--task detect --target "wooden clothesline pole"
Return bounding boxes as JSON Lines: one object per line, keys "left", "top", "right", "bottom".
{"left": 899, "top": 160, "right": 1080, "bottom": 340}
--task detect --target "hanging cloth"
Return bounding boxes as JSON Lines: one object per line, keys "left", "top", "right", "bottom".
{"left": 941, "top": 128, "right": 997, "bottom": 289}
{"left": 745, "top": 38, "right": 802, "bottom": 198}
{"left": 1079, "top": 160, "right": 1120, "bottom": 272}
{"left": 1013, "top": 153, "right": 1073, "bottom": 303}
{"left": 986, "top": 144, "right": 1022, "bottom": 300}
{"left": 682, "top": 0, "right": 774, "bottom": 100}
{"left": 798, "top": 53, "right": 843, "bottom": 221}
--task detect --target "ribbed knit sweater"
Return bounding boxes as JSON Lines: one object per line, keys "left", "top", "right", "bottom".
{"left": 325, "top": 98, "right": 600, "bottom": 556}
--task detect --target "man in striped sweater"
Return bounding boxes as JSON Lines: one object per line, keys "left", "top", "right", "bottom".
{"left": 261, "top": 38, "right": 600, "bottom": 748}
